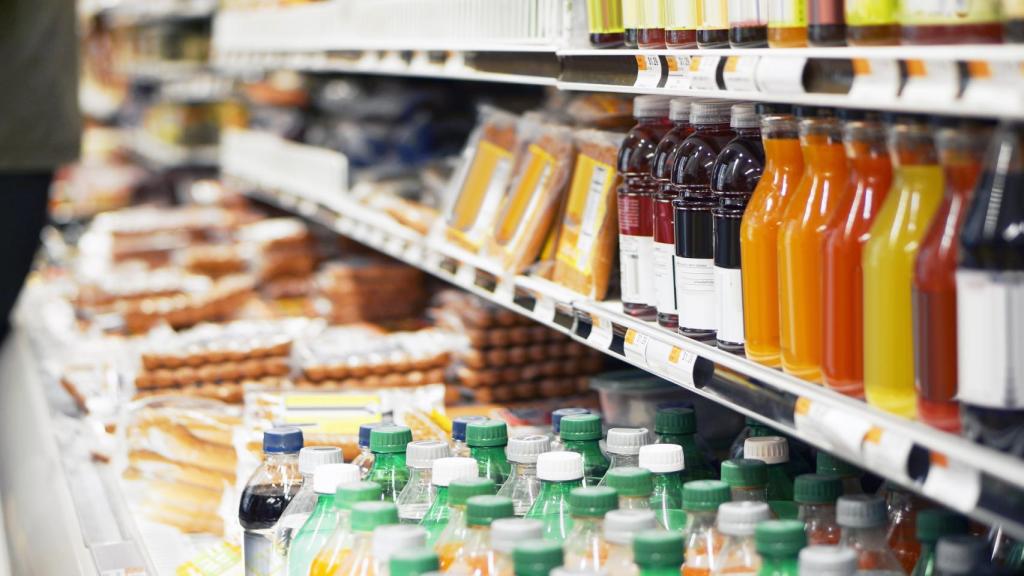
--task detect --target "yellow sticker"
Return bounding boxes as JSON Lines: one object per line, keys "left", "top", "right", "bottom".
{"left": 967, "top": 61, "right": 992, "bottom": 79}
{"left": 852, "top": 58, "right": 872, "bottom": 75}
{"left": 689, "top": 57, "right": 702, "bottom": 72}
{"left": 794, "top": 397, "right": 812, "bottom": 416}
{"left": 668, "top": 346, "right": 682, "bottom": 363}
{"left": 906, "top": 60, "right": 927, "bottom": 78}
{"left": 864, "top": 426, "right": 884, "bottom": 444}
{"left": 725, "top": 56, "right": 740, "bottom": 73}
{"left": 625, "top": 328, "right": 637, "bottom": 345}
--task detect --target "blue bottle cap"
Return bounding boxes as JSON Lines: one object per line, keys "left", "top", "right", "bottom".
{"left": 551, "top": 408, "right": 590, "bottom": 434}
{"left": 452, "top": 416, "right": 488, "bottom": 443}
{"left": 359, "top": 422, "right": 383, "bottom": 449}
{"left": 263, "top": 426, "right": 304, "bottom": 454}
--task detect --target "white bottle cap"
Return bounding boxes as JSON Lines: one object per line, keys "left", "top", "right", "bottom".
{"left": 669, "top": 98, "right": 693, "bottom": 122}
{"left": 798, "top": 546, "right": 858, "bottom": 576}
{"left": 406, "top": 440, "right": 451, "bottom": 469}
{"left": 743, "top": 436, "right": 790, "bottom": 465}
{"left": 836, "top": 495, "right": 887, "bottom": 528}
{"left": 506, "top": 434, "right": 551, "bottom": 464}
{"left": 372, "top": 525, "right": 427, "bottom": 563}
{"left": 431, "top": 457, "right": 479, "bottom": 487}
{"left": 491, "top": 518, "right": 544, "bottom": 553}
{"left": 717, "top": 501, "right": 771, "bottom": 536}
{"left": 314, "top": 463, "right": 361, "bottom": 495}
{"left": 639, "top": 444, "right": 684, "bottom": 474}
{"left": 605, "top": 428, "right": 650, "bottom": 456}
{"left": 731, "top": 103, "right": 759, "bottom": 129}
{"left": 604, "top": 509, "right": 658, "bottom": 545}
{"left": 537, "top": 451, "right": 584, "bottom": 482}
{"left": 299, "top": 446, "right": 343, "bottom": 476}
{"left": 634, "top": 95, "right": 672, "bottom": 118}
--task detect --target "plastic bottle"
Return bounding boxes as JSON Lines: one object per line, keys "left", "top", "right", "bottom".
{"left": 624, "top": 0, "right": 641, "bottom": 47}
{"left": 288, "top": 464, "right": 362, "bottom": 576}
{"left": 682, "top": 480, "right": 731, "bottom": 576}
{"left": 639, "top": 444, "right": 687, "bottom": 531}
{"left": 619, "top": 96, "right": 674, "bottom": 320}
{"left": 584, "top": 0, "right": 625, "bottom": 48}
{"left": 639, "top": 0, "right": 668, "bottom": 47}
{"left": 728, "top": 418, "right": 775, "bottom": 461}
{"left": 605, "top": 467, "right": 654, "bottom": 511}
{"left": 712, "top": 103, "right": 765, "bottom": 354}
{"left": 332, "top": 501, "right": 401, "bottom": 576}
{"left": 900, "top": 0, "right": 1002, "bottom": 44}
{"left": 741, "top": 104, "right": 803, "bottom": 368}
{"left": 721, "top": 459, "right": 769, "bottom": 505}
{"left": 743, "top": 437, "right": 795, "bottom": 519}
{"left": 822, "top": 111, "right": 892, "bottom": 398}
{"left": 498, "top": 435, "right": 550, "bottom": 516}
{"left": 398, "top": 440, "right": 451, "bottom": 524}
{"left": 273, "top": 446, "right": 345, "bottom": 572}
{"left": 934, "top": 535, "right": 991, "bottom": 576}
{"left": 756, "top": 520, "right": 806, "bottom": 576}
{"left": 421, "top": 457, "right": 480, "bottom": 545}
{"left": 698, "top": 0, "right": 730, "bottom": 47}
{"left": 513, "top": 540, "right": 565, "bottom": 576}
{"left": 836, "top": 495, "right": 904, "bottom": 574}
{"left": 883, "top": 485, "right": 921, "bottom": 574}
{"left": 437, "top": 478, "right": 499, "bottom": 570}
{"left": 654, "top": 407, "right": 715, "bottom": 482}
{"left": 445, "top": 495, "right": 516, "bottom": 575}
{"left": 793, "top": 474, "right": 841, "bottom": 546}
{"left": 390, "top": 549, "right": 441, "bottom": 576}
{"left": 666, "top": 0, "right": 700, "bottom": 47}
{"left": 551, "top": 408, "right": 590, "bottom": 453}
{"left": 671, "top": 100, "right": 736, "bottom": 343}
{"left": 526, "top": 451, "right": 586, "bottom": 542}
{"left": 467, "top": 420, "right": 512, "bottom": 486}
{"left": 368, "top": 426, "right": 414, "bottom": 502}
{"left": 808, "top": 0, "right": 846, "bottom": 45}
{"left": 634, "top": 531, "right": 686, "bottom": 576}
{"left": 563, "top": 487, "right": 620, "bottom": 571}
{"left": 797, "top": 546, "right": 858, "bottom": 576}
{"left": 309, "top": 481, "right": 383, "bottom": 576}
{"left": 453, "top": 416, "right": 489, "bottom": 458}
{"left": 604, "top": 510, "right": 660, "bottom": 576}
{"left": 768, "top": 1, "right": 808, "bottom": 46}
{"left": 846, "top": 0, "right": 899, "bottom": 44}
{"left": 713, "top": 501, "right": 772, "bottom": 575}
{"left": 815, "top": 452, "right": 863, "bottom": 496}
{"left": 602, "top": 428, "right": 650, "bottom": 477}
{"left": 728, "top": 0, "right": 768, "bottom": 46}
{"left": 240, "top": 427, "right": 304, "bottom": 576}
{"left": 911, "top": 510, "right": 968, "bottom": 576}
{"left": 912, "top": 122, "right": 990, "bottom": 433}
{"left": 987, "top": 525, "right": 1024, "bottom": 573}
{"left": 375, "top": 525, "right": 429, "bottom": 576}
{"left": 559, "top": 414, "right": 609, "bottom": 486}
{"left": 778, "top": 107, "right": 848, "bottom": 383}
{"left": 490, "top": 519, "right": 544, "bottom": 576}
{"left": 353, "top": 423, "right": 382, "bottom": 478}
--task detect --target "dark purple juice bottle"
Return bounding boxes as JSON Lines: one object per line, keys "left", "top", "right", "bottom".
{"left": 240, "top": 427, "right": 304, "bottom": 574}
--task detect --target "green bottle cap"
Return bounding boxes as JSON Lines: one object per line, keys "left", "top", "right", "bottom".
{"left": 466, "top": 495, "right": 515, "bottom": 526}
{"left": 335, "top": 481, "right": 383, "bottom": 510}
{"left": 389, "top": 549, "right": 440, "bottom": 576}
{"left": 816, "top": 451, "right": 860, "bottom": 478}
{"left": 370, "top": 425, "right": 413, "bottom": 454}
{"left": 569, "top": 486, "right": 619, "bottom": 517}
{"left": 560, "top": 414, "right": 603, "bottom": 441}
{"left": 683, "top": 480, "right": 731, "bottom": 512}
{"left": 917, "top": 509, "right": 969, "bottom": 543}
{"left": 604, "top": 467, "right": 654, "bottom": 497}
{"left": 466, "top": 419, "right": 508, "bottom": 448}
{"left": 794, "top": 474, "right": 842, "bottom": 505}
{"left": 449, "top": 477, "right": 496, "bottom": 506}
{"left": 633, "top": 530, "right": 685, "bottom": 568}
{"left": 721, "top": 458, "right": 768, "bottom": 488}
{"left": 756, "top": 520, "right": 807, "bottom": 556}
{"left": 350, "top": 501, "right": 399, "bottom": 532}
{"left": 513, "top": 540, "right": 564, "bottom": 576}
{"left": 655, "top": 407, "right": 696, "bottom": 435}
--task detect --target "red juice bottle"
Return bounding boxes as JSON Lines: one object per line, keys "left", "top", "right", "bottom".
{"left": 912, "top": 121, "right": 991, "bottom": 434}
{"left": 651, "top": 98, "right": 695, "bottom": 330}
{"left": 639, "top": 0, "right": 668, "bottom": 47}
{"left": 666, "top": 0, "right": 700, "bottom": 47}
{"left": 619, "top": 96, "right": 674, "bottom": 321}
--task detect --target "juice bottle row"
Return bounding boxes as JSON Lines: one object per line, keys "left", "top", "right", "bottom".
{"left": 585, "top": 0, "right": 1024, "bottom": 48}
{"left": 616, "top": 95, "right": 1024, "bottom": 443}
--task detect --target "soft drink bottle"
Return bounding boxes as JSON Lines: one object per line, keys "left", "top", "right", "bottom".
{"left": 721, "top": 458, "right": 769, "bottom": 504}
{"left": 240, "top": 427, "right": 304, "bottom": 576}
{"left": 634, "top": 530, "right": 686, "bottom": 576}
{"left": 884, "top": 483, "right": 921, "bottom": 573}
{"left": 638, "top": 444, "right": 686, "bottom": 531}
{"left": 563, "top": 487, "right": 620, "bottom": 571}
{"left": 603, "top": 510, "right": 659, "bottom": 576}
{"left": 333, "top": 501, "right": 401, "bottom": 575}
{"left": 755, "top": 520, "right": 806, "bottom": 576}
{"left": 467, "top": 419, "right": 512, "bottom": 485}
{"left": 368, "top": 425, "right": 414, "bottom": 502}
{"left": 559, "top": 414, "right": 609, "bottom": 486}
{"left": 308, "top": 481, "right": 383, "bottom": 576}
{"left": 714, "top": 501, "right": 773, "bottom": 575}
{"left": 436, "top": 478, "right": 498, "bottom": 570}
{"left": 836, "top": 495, "right": 904, "bottom": 574}
{"left": 397, "top": 440, "right": 451, "bottom": 524}
{"left": 602, "top": 428, "right": 650, "bottom": 478}
{"left": 604, "top": 467, "right": 653, "bottom": 511}
{"left": 912, "top": 510, "right": 968, "bottom": 576}
{"left": 729, "top": 417, "right": 775, "bottom": 460}
{"left": 797, "top": 546, "right": 858, "bottom": 576}
{"left": 744, "top": 437, "right": 795, "bottom": 519}
{"left": 452, "top": 416, "right": 489, "bottom": 458}
{"left": 655, "top": 407, "right": 715, "bottom": 482}
{"left": 682, "top": 479, "right": 731, "bottom": 575}
{"left": 815, "top": 452, "right": 864, "bottom": 495}
{"left": 513, "top": 540, "right": 565, "bottom": 576}
{"left": 490, "top": 518, "right": 544, "bottom": 576}
{"left": 273, "top": 446, "right": 344, "bottom": 572}
{"left": 373, "top": 524, "right": 428, "bottom": 576}
{"left": 420, "top": 457, "right": 482, "bottom": 546}
{"left": 287, "top": 464, "right": 361, "bottom": 576}
{"left": 352, "top": 423, "right": 382, "bottom": 478}
{"left": 526, "top": 451, "right": 585, "bottom": 542}
{"left": 934, "top": 535, "right": 992, "bottom": 576}
{"left": 793, "top": 474, "right": 841, "bottom": 546}
{"left": 389, "top": 548, "right": 440, "bottom": 576}
{"left": 497, "top": 435, "right": 550, "bottom": 516}
{"left": 550, "top": 408, "right": 590, "bottom": 452}
{"left": 445, "top": 495, "right": 516, "bottom": 575}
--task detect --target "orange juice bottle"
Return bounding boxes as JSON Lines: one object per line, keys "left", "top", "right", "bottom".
{"left": 821, "top": 112, "right": 892, "bottom": 398}
{"left": 778, "top": 108, "right": 849, "bottom": 383}
{"left": 740, "top": 104, "right": 804, "bottom": 368}
{"left": 863, "top": 117, "right": 944, "bottom": 418}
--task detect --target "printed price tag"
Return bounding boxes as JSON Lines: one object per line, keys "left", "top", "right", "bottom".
{"left": 455, "top": 262, "right": 477, "bottom": 286}
{"left": 754, "top": 56, "right": 807, "bottom": 94}
{"left": 962, "top": 61, "right": 1024, "bottom": 115}
{"left": 533, "top": 295, "right": 556, "bottom": 323}
{"left": 902, "top": 59, "right": 960, "bottom": 104}
{"left": 588, "top": 316, "right": 615, "bottom": 350}
{"left": 794, "top": 397, "right": 872, "bottom": 455}
{"left": 494, "top": 278, "right": 516, "bottom": 303}
{"left": 862, "top": 426, "right": 914, "bottom": 484}
{"left": 664, "top": 345, "right": 698, "bottom": 387}
{"left": 281, "top": 392, "right": 381, "bottom": 435}
{"left": 723, "top": 56, "right": 759, "bottom": 92}
{"left": 634, "top": 54, "right": 664, "bottom": 88}
{"left": 793, "top": 397, "right": 834, "bottom": 449}
{"left": 664, "top": 55, "right": 691, "bottom": 90}
{"left": 688, "top": 56, "right": 722, "bottom": 91}
{"left": 623, "top": 328, "right": 650, "bottom": 365}
{"left": 922, "top": 452, "right": 981, "bottom": 513}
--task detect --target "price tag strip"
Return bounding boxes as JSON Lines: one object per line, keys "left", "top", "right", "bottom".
{"left": 723, "top": 56, "right": 759, "bottom": 92}
{"left": 634, "top": 54, "right": 664, "bottom": 89}
{"left": 664, "top": 55, "right": 691, "bottom": 90}
{"left": 753, "top": 56, "right": 807, "bottom": 94}
{"left": 793, "top": 397, "right": 872, "bottom": 455}
{"left": 862, "top": 426, "right": 914, "bottom": 485}
{"left": 902, "top": 59, "right": 961, "bottom": 105}
{"left": 455, "top": 261, "right": 477, "bottom": 286}
{"left": 688, "top": 55, "right": 722, "bottom": 91}
{"left": 623, "top": 328, "right": 650, "bottom": 366}
{"left": 962, "top": 61, "right": 1024, "bottom": 115}
{"left": 587, "top": 315, "right": 615, "bottom": 351}
{"left": 922, "top": 452, "right": 981, "bottom": 513}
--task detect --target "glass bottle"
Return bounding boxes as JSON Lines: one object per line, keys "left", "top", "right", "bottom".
{"left": 445, "top": 495, "right": 516, "bottom": 575}
{"left": 585, "top": 0, "right": 626, "bottom": 48}
{"left": 436, "top": 478, "right": 498, "bottom": 570}
{"left": 467, "top": 420, "right": 512, "bottom": 486}
{"left": 526, "top": 451, "right": 586, "bottom": 542}
{"left": 372, "top": 525, "right": 428, "bottom": 576}
{"left": 453, "top": 416, "right": 489, "bottom": 458}
{"left": 389, "top": 548, "right": 440, "bottom": 576}
{"left": 330, "top": 502, "right": 401, "bottom": 576}
{"left": 619, "top": 96, "right": 674, "bottom": 320}
{"left": 604, "top": 510, "right": 659, "bottom": 576}
{"left": 863, "top": 116, "right": 945, "bottom": 418}
{"left": 768, "top": 0, "right": 808, "bottom": 46}
{"left": 900, "top": 0, "right": 1002, "bottom": 44}
{"left": 912, "top": 509, "right": 969, "bottom": 576}
{"left": 808, "top": 0, "right": 846, "bottom": 45}
{"left": 398, "top": 440, "right": 451, "bottom": 524}
{"left": 913, "top": 123, "right": 989, "bottom": 433}
{"left": 698, "top": 0, "right": 730, "bottom": 47}
{"left": 498, "top": 435, "right": 550, "bottom": 517}
{"left": 288, "top": 464, "right": 361, "bottom": 576}
{"left": 420, "top": 457, "right": 480, "bottom": 546}
{"left": 822, "top": 112, "right": 892, "bottom": 398}
{"left": 837, "top": 495, "right": 904, "bottom": 574}
{"left": 563, "top": 487, "right": 620, "bottom": 571}
{"left": 743, "top": 437, "right": 795, "bottom": 520}
{"left": 934, "top": 535, "right": 991, "bottom": 576}
{"left": 513, "top": 540, "right": 565, "bottom": 576}
{"left": 273, "top": 446, "right": 345, "bottom": 572}
{"left": 721, "top": 458, "right": 769, "bottom": 504}
{"left": 368, "top": 425, "right": 414, "bottom": 502}
{"left": 639, "top": 444, "right": 687, "bottom": 531}
{"left": 602, "top": 428, "right": 650, "bottom": 479}
{"left": 635, "top": 530, "right": 686, "bottom": 576}
{"left": 666, "top": 0, "right": 700, "bottom": 47}
{"left": 352, "top": 423, "right": 382, "bottom": 478}
{"left": 605, "top": 467, "right": 654, "bottom": 511}
{"left": 713, "top": 501, "right": 772, "bottom": 575}
{"left": 625, "top": 0, "right": 642, "bottom": 47}
{"left": 490, "top": 518, "right": 544, "bottom": 576}
{"left": 729, "top": 0, "right": 768, "bottom": 46}
{"left": 550, "top": 408, "right": 590, "bottom": 453}
{"left": 559, "top": 414, "right": 610, "bottom": 486}
{"left": 793, "top": 474, "right": 842, "bottom": 546}
{"left": 756, "top": 520, "right": 806, "bottom": 576}
{"left": 1008, "top": 0, "right": 1024, "bottom": 42}
{"left": 640, "top": 0, "right": 668, "bottom": 47}
{"left": 308, "top": 481, "right": 383, "bottom": 576}
{"left": 797, "top": 545, "right": 858, "bottom": 576}
{"left": 815, "top": 452, "right": 863, "bottom": 496}
{"left": 846, "top": 0, "right": 899, "bottom": 44}
{"left": 682, "top": 479, "right": 731, "bottom": 575}
{"left": 655, "top": 407, "right": 715, "bottom": 482}
{"left": 884, "top": 485, "right": 921, "bottom": 574}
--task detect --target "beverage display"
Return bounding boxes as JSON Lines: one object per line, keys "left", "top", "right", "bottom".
{"left": 721, "top": 458, "right": 769, "bottom": 504}
{"left": 768, "top": 0, "right": 808, "bottom": 46}
{"left": 240, "top": 427, "right": 304, "bottom": 576}
{"left": 373, "top": 525, "right": 428, "bottom": 575}
{"left": 682, "top": 480, "right": 731, "bottom": 575}
{"left": 639, "top": 0, "right": 668, "bottom": 47}
{"left": 755, "top": 520, "right": 806, "bottom": 576}
{"left": 666, "top": 0, "right": 700, "bottom": 47}
{"left": 436, "top": 478, "right": 498, "bottom": 569}
{"left": 367, "top": 425, "right": 414, "bottom": 502}
{"left": 585, "top": 0, "right": 625, "bottom": 47}
{"left": 604, "top": 467, "right": 655, "bottom": 511}
{"left": 420, "top": 457, "right": 480, "bottom": 545}
{"left": 638, "top": 444, "right": 687, "bottom": 531}
{"left": 466, "top": 419, "right": 512, "bottom": 485}
{"left": 497, "top": 435, "right": 550, "bottom": 516}
{"left": 624, "top": 0, "right": 642, "bottom": 46}
{"left": 559, "top": 414, "right": 610, "bottom": 486}
{"left": 743, "top": 437, "right": 795, "bottom": 519}
{"left": 526, "top": 451, "right": 586, "bottom": 542}
{"left": 288, "top": 464, "right": 360, "bottom": 576}
{"left": 603, "top": 510, "right": 659, "bottom": 576}
{"left": 912, "top": 509, "right": 969, "bottom": 576}
{"left": 863, "top": 116, "right": 945, "bottom": 418}
{"left": 900, "top": 0, "right": 1003, "bottom": 44}
{"left": 309, "top": 481, "right": 383, "bottom": 576}
{"left": 390, "top": 549, "right": 440, "bottom": 576}
{"left": 490, "top": 518, "right": 544, "bottom": 575}
{"left": 793, "top": 474, "right": 842, "bottom": 545}
{"left": 845, "top": 0, "right": 899, "bottom": 44}
{"left": 837, "top": 495, "right": 904, "bottom": 573}
{"left": 453, "top": 416, "right": 489, "bottom": 458}
{"left": 444, "top": 495, "right": 516, "bottom": 574}
{"left": 798, "top": 546, "right": 859, "bottom": 576}
{"left": 273, "top": 447, "right": 345, "bottom": 572}
{"left": 397, "top": 440, "right": 450, "bottom": 524}
{"left": 323, "top": 501, "right": 400, "bottom": 576}
{"left": 602, "top": 428, "right": 650, "bottom": 477}
{"left": 562, "top": 487, "right": 619, "bottom": 571}
{"left": 698, "top": 0, "right": 730, "bottom": 47}
{"left": 634, "top": 530, "right": 686, "bottom": 576}
{"left": 550, "top": 408, "right": 591, "bottom": 452}
{"left": 729, "top": 418, "right": 776, "bottom": 461}
{"left": 714, "top": 501, "right": 772, "bottom": 575}
{"left": 655, "top": 407, "right": 715, "bottom": 482}
{"left": 728, "top": 0, "right": 768, "bottom": 46}
{"left": 934, "top": 535, "right": 991, "bottom": 575}
{"left": 513, "top": 540, "right": 564, "bottom": 576}
{"left": 884, "top": 485, "right": 921, "bottom": 574}
{"left": 815, "top": 452, "right": 863, "bottom": 496}
{"left": 808, "top": 0, "right": 846, "bottom": 45}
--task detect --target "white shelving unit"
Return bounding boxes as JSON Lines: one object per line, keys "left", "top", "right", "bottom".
{"left": 125, "top": 130, "right": 220, "bottom": 170}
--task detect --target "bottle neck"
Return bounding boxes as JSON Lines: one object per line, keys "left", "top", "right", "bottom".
{"left": 798, "top": 502, "right": 836, "bottom": 521}
{"left": 510, "top": 461, "right": 537, "bottom": 476}
{"left": 760, "top": 554, "right": 799, "bottom": 574}
{"left": 684, "top": 510, "right": 717, "bottom": 530}
{"left": 407, "top": 467, "right": 431, "bottom": 483}
{"left": 471, "top": 445, "right": 508, "bottom": 461}
{"left": 693, "top": 121, "right": 732, "bottom": 134}
{"left": 538, "top": 478, "right": 583, "bottom": 498}
{"left": 372, "top": 452, "right": 406, "bottom": 470}
{"left": 312, "top": 492, "right": 335, "bottom": 515}
{"left": 608, "top": 453, "right": 639, "bottom": 467}
{"left": 635, "top": 115, "right": 669, "bottom": 125}
{"left": 265, "top": 452, "right": 298, "bottom": 466}
{"left": 563, "top": 439, "right": 602, "bottom": 453}
{"left": 843, "top": 526, "right": 890, "bottom": 548}
{"left": 653, "top": 471, "right": 684, "bottom": 489}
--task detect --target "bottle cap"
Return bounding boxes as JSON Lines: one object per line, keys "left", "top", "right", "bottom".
{"left": 406, "top": 440, "right": 450, "bottom": 469}
{"left": 537, "top": 451, "right": 584, "bottom": 482}
{"left": 263, "top": 427, "right": 303, "bottom": 454}
{"left": 917, "top": 509, "right": 969, "bottom": 543}
{"left": 717, "top": 501, "right": 772, "bottom": 536}
{"left": 431, "top": 457, "right": 479, "bottom": 487}
{"left": 513, "top": 540, "right": 564, "bottom": 576}
{"left": 559, "top": 414, "right": 602, "bottom": 441}
{"left": 358, "top": 423, "right": 382, "bottom": 449}
{"left": 721, "top": 458, "right": 768, "bottom": 487}
{"left": 794, "top": 474, "right": 842, "bottom": 505}
{"left": 639, "top": 444, "right": 684, "bottom": 474}
{"left": 690, "top": 100, "right": 733, "bottom": 125}
{"left": 816, "top": 452, "right": 860, "bottom": 479}
{"left": 451, "top": 416, "right": 488, "bottom": 443}
{"left": 569, "top": 486, "right": 618, "bottom": 518}
{"left": 551, "top": 408, "right": 590, "bottom": 434}
{"left": 634, "top": 95, "right": 672, "bottom": 118}
{"left": 370, "top": 425, "right": 413, "bottom": 454}
{"left": 936, "top": 535, "right": 989, "bottom": 575}
{"left": 655, "top": 407, "right": 696, "bottom": 435}
{"left": 669, "top": 98, "right": 693, "bottom": 122}
{"left": 335, "top": 480, "right": 383, "bottom": 510}
{"left": 633, "top": 530, "right": 685, "bottom": 568}
{"left": 372, "top": 525, "right": 427, "bottom": 565}
{"left": 603, "top": 467, "right": 653, "bottom": 497}
{"left": 604, "top": 509, "right": 658, "bottom": 545}
{"left": 731, "top": 103, "right": 759, "bottom": 129}
{"left": 744, "top": 436, "right": 789, "bottom": 465}
{"left": 755, "top": 520, "right": 807, "bottom": 556}
{"left": 798, "top": 545, "right": 859, "bottom": 576}
{"left": 755, "top": 103, "right": 793, "bottom": 116}
{"left": 466, "top": 495, "right": 515, "bottom": 526}
{"left": 606, "top": 428, "right": 649, "bottom": 455}
{"left": 491, "top": 519, "right": 544, "bottom": 553}
{"left": 506, "top": 434, "right": 550, "bottom": 463}
{"left": 449, "top": 477, "right": 496, "bottom": 506}
{"left": 389, "top": 549, "right": 440, "bottom": 576}
{"left": 466, "top": 420, "right": 508, "bottom": 447}
{"left": 682, "top": 480, "right": 731, "bottom": 512}
{"left": 299, "top": 446, "right": 344, "bottom": 476}
{"left": 314, "top": 463, "right": 361, "bottom": 495}
{"left": 836, "top": 495, "right": 887, "bottom": 529}
{"left": 350, "top": 501, "right": 399, "bottom": 532}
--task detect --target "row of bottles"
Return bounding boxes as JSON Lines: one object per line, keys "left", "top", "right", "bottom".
{"left": 586, "top": 0, "right": 1021, "bottom": 48}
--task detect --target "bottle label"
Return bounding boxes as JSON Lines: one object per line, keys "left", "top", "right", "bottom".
{"left": 846, "top": 0, "right": 898, "bottom": 25}
{"left": 620, "top": 234, "right": 656, "bottom": 306}
{"left": 956, "top": 269, "right": 1024, "bottom": 408}
{"left": 715, "top": 266, "right": 744, "bottom": 345}
{"left": 666, "top": 0, "right": 700, "bottom": 29}
{"left": 768, "top": 0, "right": 808, "bottom": 26}
{"left": 675, "top": 256, "right": 717, "bottom": 330}
{"left": 624, "top": 0, "right": 642, "bottom": 29}
{"left": 643, "top": 0, "right": 667, "bottom": 27}
{"left": 701, "top": 0, "right": 729, "bottom": 28}
{"left": 900, "top": 0, "right": 1001, "bottom": 24}
{"left": 587, "top": 0, "right": 625, "bottom": 33}
{"left": 654, "top": 241, "right": 678, "bottom": 314}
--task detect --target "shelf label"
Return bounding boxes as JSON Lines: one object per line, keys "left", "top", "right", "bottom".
{"left": 664, "top": 55, "right": 691, "bottom": 90}
{"left": 623, "top": 328, "right": 650, "bottom": 365}
{"left": 848, "top": 59, "right": 901, "bottom": 100}
{"left": 634, "top": 54, "right": 664, "bottom": 89}
{"left": 664, "top": 344, "right": 698, "bottom": 387}
{"left": 385, "top": 235, "right": 405, "bottom": 256}
{"left": 922, "top": 452, "right": 981, "bottom": 513}
{"left": 862, "top": 426, "right": 914, "bottom": 484}
{"left": 794, "top": 397, "right": 873, "bottom": 455}
{"left": 723, "top": 56, "right": 759, "bottom": 92}
{"left": 588, "top": 316, "right": 615, "bottom": 350}
{"left": 689, "top": 56, "right": 721, "bottom": 91}
{"left": 404, "top": 242, "right": 425, "bottom": 264}
{"left": 455, "top": 262, "right": 477, "bottom": 286}
{"left": 963, "top": 61, "right": 1024, "bottom": 114}
{"left": 533, "top": 295, "right": 556, "bottom": 323}
{"left": 754, "top": 56, "right": 807, "bottom": 94}
{"left": 494, "top": 278, "right": 516, "bottom": 303}
{"left": 902, "top": 59, "right": 960, "bottom": 104}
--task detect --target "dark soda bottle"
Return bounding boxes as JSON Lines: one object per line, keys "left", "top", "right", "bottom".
{"left": 666, "top": 0, "right": 700, "bottom": 47}
{"left": 624, "top": 0, "right": 641, "bottom": 47}
{"left": 639, "top": 0, "right": 668, "bottom": 48}
{"left": 240, "top": 427, "right": 304, "bottom": 575}
{"left": 901, "top": 0, "right": 1003, "bottom": 44}
{"left": 585, "top": 0, "right": 626, "bottom": 48}
{"left": 809, "top": 0, "right": 847, "bottom": 46}
{"left": 698, "top": 0, "right": 731, "bottom": 47}
{"left": 728, "top": 0, "right": 769, "bottom": 47}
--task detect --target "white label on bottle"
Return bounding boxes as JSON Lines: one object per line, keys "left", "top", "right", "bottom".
{"left": 675, "top": 256, "right": 716, "bottom": 330}
{"left": 244, "top": 531, "right": 273, "bottom": 576}
{"left": 956, "top": 269, "right": 1024, "bottom": 408}
{"left": 624, "top": 0, "right": 641, "bottom": 28}
{"left": 620, "top": 234, "right": 655, "bottom": 306}
{"left": 653, "top": 241, "right": 678, "bottom": 314}
{"left": 666, "top": 0, "right": 699, "bottom": 28}
{"left": 768, "top": 0, "right": 806, "bottom": 26}
{"left": 634, "top": 55, "right": 663, "bottom": 89}
{"left": 714, "top": 267, "right": 745, "bottom": 345}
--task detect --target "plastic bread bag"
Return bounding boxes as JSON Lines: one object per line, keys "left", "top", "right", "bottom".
{"left": 551, "top": 129, "right": 625, "bottom": 300}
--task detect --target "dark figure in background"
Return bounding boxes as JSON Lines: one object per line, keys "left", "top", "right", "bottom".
{"left": 0, "top": 0, "right": 81, "bottom": 340}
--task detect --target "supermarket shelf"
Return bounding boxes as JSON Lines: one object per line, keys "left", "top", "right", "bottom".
{"left": 125, "top": 130, "right": 219, "bottom": 170}
{"left": 556, "top": 44, "right": 1024, "bottom": 61}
